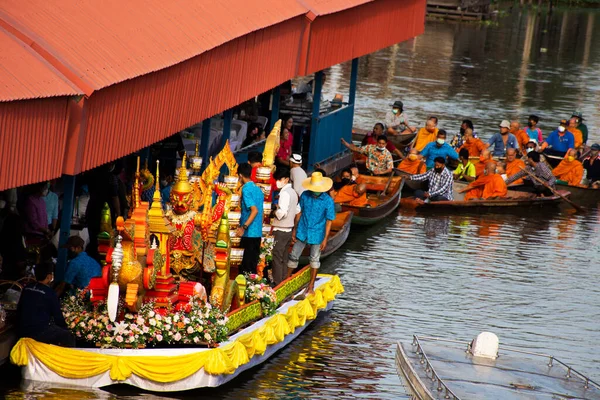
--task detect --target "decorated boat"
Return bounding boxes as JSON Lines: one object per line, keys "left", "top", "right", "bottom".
{"left": 400, "top": 181, "right": 568, "bottom": 211}
{"left": 9, "top": 120, "right": 344, "bottom": 392}
{"left": 352, "top": 127, "right": 417, "bottom": 148}
{"left": 341, "top": 174, "right": 404, "bottom": 225}
{"left": 299, "top": 210, "right": 352, "bottom": 264}
{"left": 396, "top": 333, "right": 600, "bottom": 399}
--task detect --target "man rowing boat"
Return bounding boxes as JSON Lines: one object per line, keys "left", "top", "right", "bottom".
{"left": 505, "top": 151, "right": 556, "bottom": 196}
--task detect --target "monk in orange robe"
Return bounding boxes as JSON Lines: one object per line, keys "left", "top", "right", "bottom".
{"left": 552, "top": 148, "right": 584, "bottom": 186}
{"left": 460, "top": 162, "right": 508, "bottom": 200}
{"left": 475, "top": 149, "right": 493, "bottom": 177}
{"left": 505, "top": 148, "right": 525, "bottom": 185}
{"left": 413, "top": 119, "right": 438, "bottom": 151}
{"left": 397, "top": 149, "right": 426, "bottom": 175}
{"left": 510, "top": 121, "right": 529, "bottom": 152}
{"left": 334, "top": 183, "right": 368, "bottom": 207}
{"left": 568, "top": 118, "right": 583, "bottom": 148}
{"left": 459, "top": 129, "right": 486, "bottom": 157}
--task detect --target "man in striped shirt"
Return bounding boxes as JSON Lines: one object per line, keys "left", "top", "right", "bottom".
{"left": 408, "top": 157, "right": 454, "bottom": 202}
{"left": 505, "top": 151, "right": 555, "bottom": 196}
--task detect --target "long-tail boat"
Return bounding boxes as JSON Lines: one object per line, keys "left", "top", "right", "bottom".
{"left": 396, "top": 334, "right": 600, "bottom": 399}
{"left": 400, "top": 181, "right": 568, "bottom": 211}
{"left": 9, "top": 121, "right": 344, "bottom": 392}
{"left": 299, "top": 211, "right": 352, "bottom": 263}
{"left": 352, "top": 127, "right": 417, "bottom": 148}
{"left": 340, "top": 174, "right": 404, "bottom": 225}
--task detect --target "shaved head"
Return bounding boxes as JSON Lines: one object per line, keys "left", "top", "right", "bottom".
{"left": 568, "top": 148, "right": 578, "bottom": 157}
{"left": 354, "top": 183, "right": 367, "bottom": 195}
{"left": 481, "top": 149, "right": 491, "bottom": 159}
{"left": 506, "top": 148, "right": 517, "bottom": 162}
{"left": 409, "top": 148, "right": 419, "bottom": 155}
{"left": 510, "top": 121, "right": 520, "bottom": 130}
{"left": 485, "top": 161, "right": 497, "bottom": 175}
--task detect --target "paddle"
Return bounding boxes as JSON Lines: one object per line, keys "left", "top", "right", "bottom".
{"left": 379, "top": 170, "right": 396, "bottom": 197}
{"left": 518, "top": 166, "right": 585, "bottom": 212}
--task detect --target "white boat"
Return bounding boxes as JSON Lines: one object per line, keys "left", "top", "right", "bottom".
{"left": 396, "top": 334, "right": 600, "bottom": 399}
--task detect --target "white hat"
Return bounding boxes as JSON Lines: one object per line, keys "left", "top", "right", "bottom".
{"left": 290, "top": 154, "right": 302, "bottom": 164}
{"left": 499, "top": 120, "right": 511, "bottom": 129}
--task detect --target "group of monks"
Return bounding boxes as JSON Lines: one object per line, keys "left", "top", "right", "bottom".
{"left": 330, "top": 167, "right": 370, "bottom": 207}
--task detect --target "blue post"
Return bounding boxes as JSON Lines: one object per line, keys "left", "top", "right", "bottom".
{"left": 269, "top": 85, "right": 281, "bottom": 132}
{"left": 347, "top": 57, "right": 359, "bottom": 143}
{"left": 56, "top": 174, "right": 76, "bottom": 282}
{"left": 308, "top": 71, "right": 323, "bottom": 170}
{"left": 139, "top": 147, "right": 151, "bottom": 165}
{"left": 349, "top": 58, "right": 359, "bottom": 107}
{"left": 222, "top": 109, "right": 233, "bottom": 149}
{"left": 200, "top": 118, "right": 211, "bottom": 173}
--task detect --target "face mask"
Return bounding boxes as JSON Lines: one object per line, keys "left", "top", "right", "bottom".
{"left": 275, "top": 180, "right": 286, "bottom": 189}
{"left": 48, "top": 275, "right": 54, "bottom": 285}
{"left": 392, "top": 109, "right": 399, "bottom": 115}
{"left": 460, "top": 127, "right": 465, "bottom": 135}
{"left": 527, "top": 148, "right": 534, "bottom": 153}
{"left": 558, "top": 126, "right": 566, "bottom": 133}
{"left": 341, "top": 178, "right": 351, "bottom": 185}
{"left": 567, "top": 156, "right": 575, "bottom": 162}
{"left": 528, "top": 122, "right": 534, "bottom": 127}
{"left": 408, "top": 154, "right": 418, "bottom": 161}
{"left": 311, "top": 191, "right": 322, "bottom": 198}
{"left": 351, "top": 176, "right": 357, "bottom": 182}
{"left": 434, "top": 167, "right": 444, "bottom": 173}
{"left": 436, "top": 139, "right": 445, "bottom": 145}
{"left": 376, "top": 146, "right": 386, "bottom": 151}
{"left": 67, "top": 250, "right": 77, "bottom": 260}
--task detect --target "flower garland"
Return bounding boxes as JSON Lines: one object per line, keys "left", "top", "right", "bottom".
{"left": 244, "top": 273, "right": 278, "bottom": 316}
{"left": 62, "top": 291, "right": 228, "bottom": 349}
{"left": 260, "top": 236, "right": 274, "bottom": 264}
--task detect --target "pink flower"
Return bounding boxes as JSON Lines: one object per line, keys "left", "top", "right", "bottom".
{"left": 87, "top": 334, "right": 93, "bottom": 340}
{"left": 143, "top": 326, "right": 149, "bottom": 333}
{"left": 115, "top": 336, "right": 123, "bottom": 343}
{"left": 174, "top": 333, "right": 182, "bottom": 341}
{"left": 156, "top": 334, "right": 163, "bottom": 342}
{"left": 107, "top": 324, "right": 113, "bottom": 331}
{"left": 187, "top": 326, "right": 194, "bottom": 334}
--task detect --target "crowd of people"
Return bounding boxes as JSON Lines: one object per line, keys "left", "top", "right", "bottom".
{"left": 343, "top": 101, "right": 599, "bottom": 203}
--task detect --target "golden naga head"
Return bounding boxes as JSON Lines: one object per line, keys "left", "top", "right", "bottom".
{"left": 171, "top": 152, "right": 194, "bottom": 214}
{"left": 262, "top": 119, "right": 281, "bottom": 168}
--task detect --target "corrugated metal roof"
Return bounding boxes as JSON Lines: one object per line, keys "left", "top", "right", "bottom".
{"left": 0, "top": 0, "right": 307, "bottom": 93}
{"left": 0, "top": 26, "right": 81, "bottom": 101}
{"left": 300, "top": 0, "right": 375, "bottom": 16}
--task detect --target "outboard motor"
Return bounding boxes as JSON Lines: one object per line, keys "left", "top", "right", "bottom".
{"left": 470, "top": 332, "right": 499, "bottom": 360}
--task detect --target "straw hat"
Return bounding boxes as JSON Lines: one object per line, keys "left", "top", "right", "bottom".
{"left": 302, "top": 172, "right": 333, "bottom": 192}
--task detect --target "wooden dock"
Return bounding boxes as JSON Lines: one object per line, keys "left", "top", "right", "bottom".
{"left": 427, "top": 0, "right": 490, "bottom": 21}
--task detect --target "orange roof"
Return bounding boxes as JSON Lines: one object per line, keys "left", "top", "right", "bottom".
{"left": 0, "top": 0, "right": 307, "bottom": 95}
{"left": 300, "top": 0, "right": 375, "bottom": 16}
{"left": 0, "top": 26, "right": 81, "bottom": 101}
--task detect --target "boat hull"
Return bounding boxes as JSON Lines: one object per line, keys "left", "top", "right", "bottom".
{"left": 352, "top": 128, "right": 416, "bottom": 148}
{"left": 13, "top": 274, "right": 344, "bottom": 392}
{"left": 341, "top": 176, "right": 404, "bottom": 225}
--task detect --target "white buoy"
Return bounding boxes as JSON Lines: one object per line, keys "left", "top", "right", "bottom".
{"left": 471, "top": 332, "right": 499, "bottom": 359}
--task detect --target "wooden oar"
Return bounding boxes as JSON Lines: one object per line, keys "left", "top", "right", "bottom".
{"left": 379, "top": 170, "right": 396, "bottom": 197}
{"left": 518, "top": 166, "right": 584, "bottom": 212}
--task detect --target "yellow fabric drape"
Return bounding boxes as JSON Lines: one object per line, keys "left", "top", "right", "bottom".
{"left": 11, "top": 275, "right": 344, "bottom": 384}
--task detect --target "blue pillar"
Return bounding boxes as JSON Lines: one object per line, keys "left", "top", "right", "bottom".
{"left": 139, "top": 147, "right": 151, "bottom": 164}
{"left": 269, "top": 86, "right": 281, "bottom": 132}
{"left": 200, "top": 118, "right": 211, "bottom": 173}
{"left": 308, "top": 71, "right": 324, "bottom": 170}
{"left": 56, "top": 174, "right": 76, "bottom": 282}
{"left": 349, "top": 58, "right": 359, "bottom": 106}
{"left": 222, "top": 109, "right": 233, "bottom": 150}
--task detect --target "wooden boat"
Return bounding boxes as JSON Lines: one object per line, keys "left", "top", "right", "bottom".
{"left": 11, "top": 267, "right": 344, "bottom": 392}
{"left": 396, "top": 334, "right": 600, "bottom": 399}
{"left": 400, "top": 181, "right": 568, "bottom": 211}
{"left": 299, "top": 211, "right": 352, "bottom": 263}
{"left": 352, "top": 128, "right": 417, "bottom": 148}
{"left": 340, "top": 175, "right": 404, "bottom": 225}
{"left": 555, "top": 183, "right": 599, "bottom": 205}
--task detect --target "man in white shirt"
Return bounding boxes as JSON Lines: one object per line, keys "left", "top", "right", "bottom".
{"left": 289, "top": 154, "right": 307, "bottom": 197}
{"left": 271, "top": 167, "right": 300, "bottom": 285}
{"left": 385, "top": 100, "right": 415, "bottom": 135}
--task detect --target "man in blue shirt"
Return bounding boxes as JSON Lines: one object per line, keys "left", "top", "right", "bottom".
{"left": 236, "top": 163, "right": 264, "bottom": 275}
{"left": 488, "top": 120, "right": 518, "bottom": 157}
{"left": 541, "top": 119, "right": 574, "bottom": 157}
{"left": 287, "top": 172, "right": 336, "bottom": 297}
{"left": 17, "top": 261, "right": 75, "bottom": 347}
{"left": 421, "top": 130, "right": 459, "bottom": 169}
{"left": 56, "top": 236, "right": 101, "bottom": 296}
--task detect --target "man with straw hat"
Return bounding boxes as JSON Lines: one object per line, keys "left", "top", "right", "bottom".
{"left": 287, "top": 171, "right": 336, "bottom": 298}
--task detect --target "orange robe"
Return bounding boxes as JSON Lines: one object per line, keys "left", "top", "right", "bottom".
{"left": 464, "top": 174, "right": 508, "bottom": 200}
{"left": 512, "top": 129, "right": 529, "bottom": 151}
{"left": 505, "top": 159, "right": 525, "bottom": 185}
{"left": 475, "top": 156, "right": 492, "bottom": 177}
{"left": 459, "top": 139, "right": 487, "bottom": 157}
{"left": 568, "top": 127, "right": 583, "bottom": 148}
{"left": 414, "top": 127, "right": 438, "bottom": 151}
{"left": 334, "top": 185, "right": 368, "bottom": 206}
{"left": 398, "top": 158, "right": 426, "bottom": 175}
{"left": 552, "top": 159, "right": 584, "bottom": 186}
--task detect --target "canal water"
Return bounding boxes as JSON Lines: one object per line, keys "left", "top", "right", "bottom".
{"left": 3, "top": 8, "right": 600, "bottom": 400}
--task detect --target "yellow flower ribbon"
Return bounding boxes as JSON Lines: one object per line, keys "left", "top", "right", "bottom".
{"left": 10, "top": 275, "right": 343, "bottom": 383}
